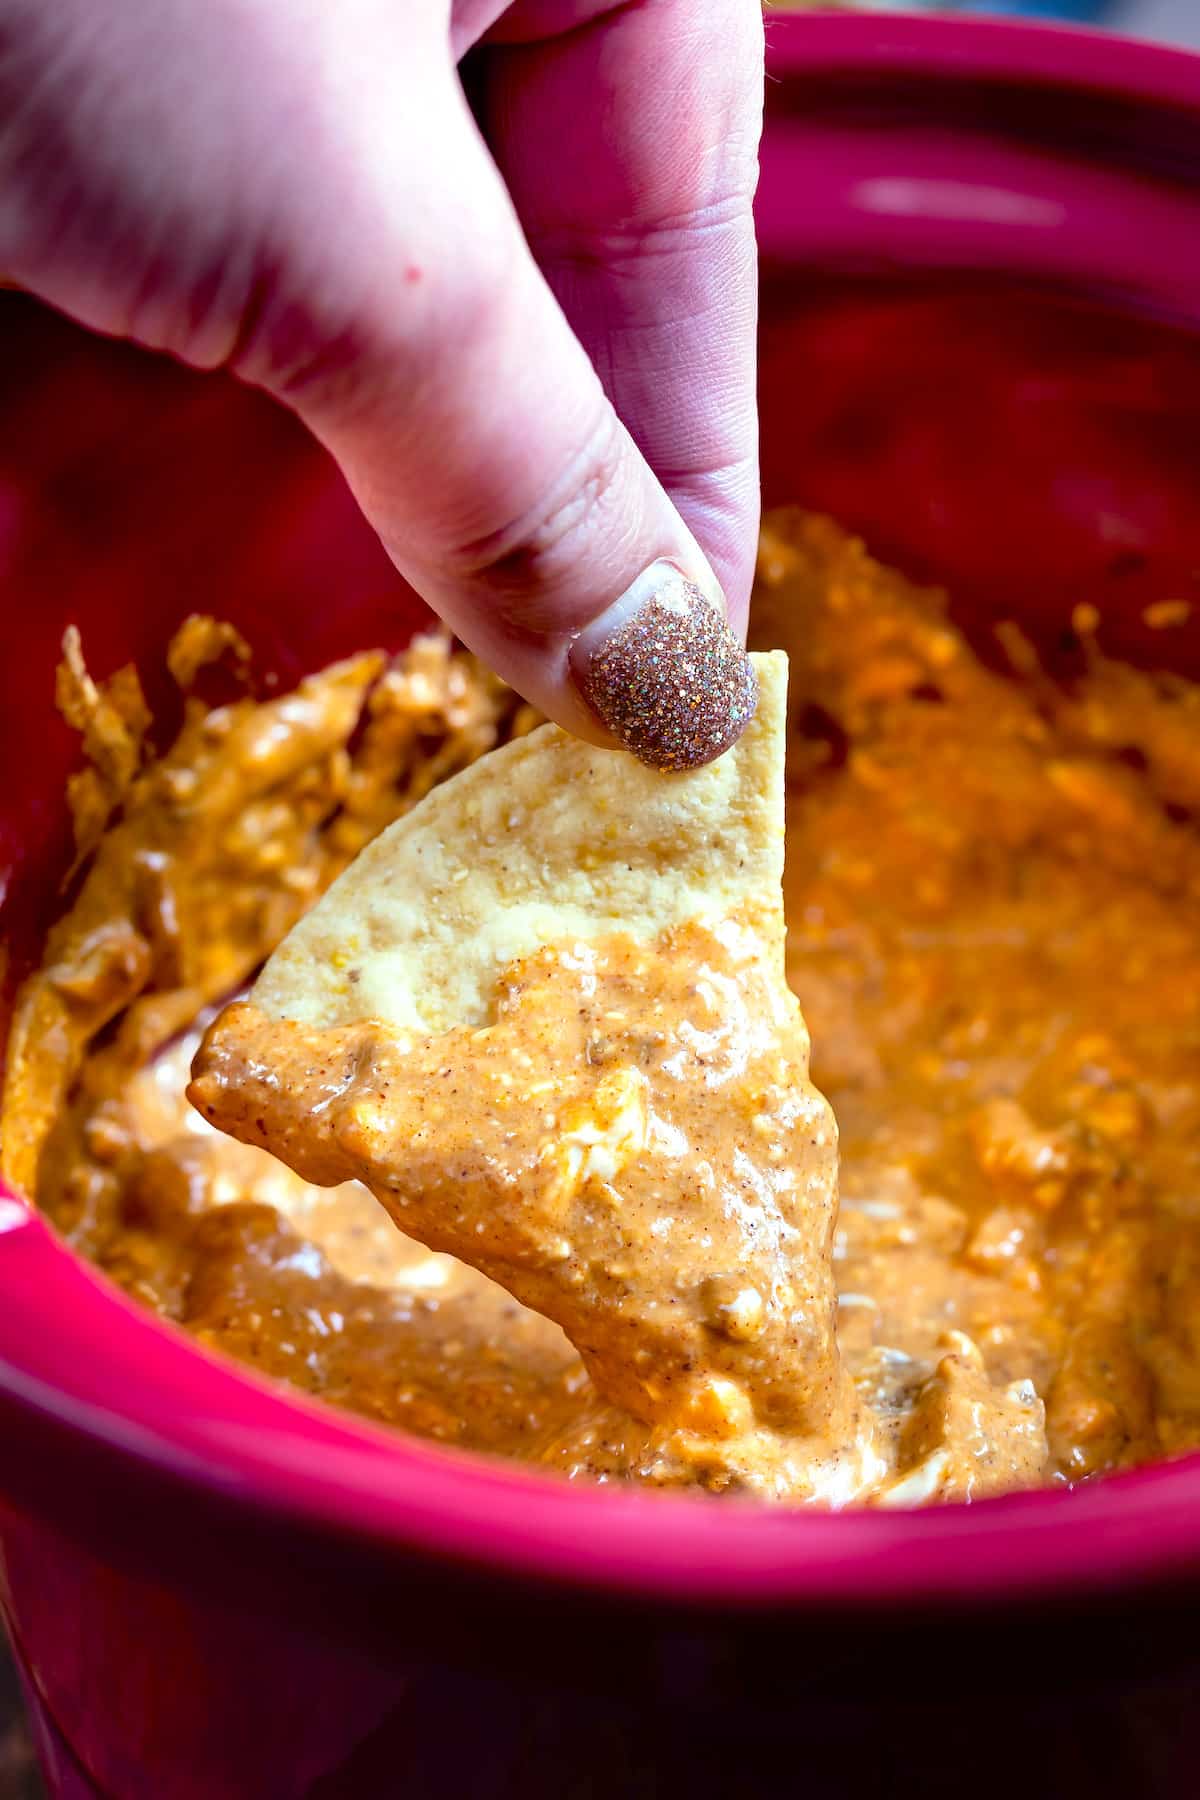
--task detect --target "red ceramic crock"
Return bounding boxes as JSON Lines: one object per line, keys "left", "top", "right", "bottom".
{"left": 3, "top": 14, "right": 1200, "bottom": 1798}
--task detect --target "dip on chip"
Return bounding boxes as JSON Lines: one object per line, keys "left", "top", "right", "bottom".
{"left": 190, "top": 652, "right": 889, "bottom": 1498}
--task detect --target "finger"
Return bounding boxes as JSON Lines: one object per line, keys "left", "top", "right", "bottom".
{"left": 0, "top": 0, "right": 756, "bottom": 766}
{"left": 476, "top": 0, "right": 764, "bottom": 629}
{"left": 274, "top": 47, "right": 756, "bottom": 767}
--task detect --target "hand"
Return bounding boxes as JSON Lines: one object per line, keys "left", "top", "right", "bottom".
{"left": 0, "top": 0, "right": 763, "bottom": 767}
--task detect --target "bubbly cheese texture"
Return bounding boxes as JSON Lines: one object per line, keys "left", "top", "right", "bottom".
{"left": 34, "top": 514, "right": 1180, "bottom": 1507}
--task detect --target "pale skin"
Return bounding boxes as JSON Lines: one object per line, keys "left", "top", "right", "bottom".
{"left": 0, "top": 0, "right": 764, "bottom": 748}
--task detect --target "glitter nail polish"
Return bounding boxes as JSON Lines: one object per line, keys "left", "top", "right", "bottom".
{"left": 570, "top": 563, "right": 758, "bottom": 772}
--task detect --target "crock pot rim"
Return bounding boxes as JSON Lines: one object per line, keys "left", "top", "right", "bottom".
{"left": 5, "top": 1198, "right": 1200, "bottom": 1612}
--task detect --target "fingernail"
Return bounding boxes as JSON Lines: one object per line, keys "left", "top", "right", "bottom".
{"left": 569, "top": 562, "right": 758, "bottom": 771}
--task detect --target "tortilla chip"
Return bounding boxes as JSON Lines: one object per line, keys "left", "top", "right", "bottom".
{"left": 250, "top": 651, "right": 788, "bottom": 1033}
{"left": 190, "top": 649, "right": 862, "bottom": 1469}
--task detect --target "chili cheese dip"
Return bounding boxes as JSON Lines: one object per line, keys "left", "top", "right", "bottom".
{"left": 5, "top": 513, "right": 1200, "bottom": 1504}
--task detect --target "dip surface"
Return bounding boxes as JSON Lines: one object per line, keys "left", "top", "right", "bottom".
{"left": 9, "top": 513, "right": 1200, "bottom": 1502}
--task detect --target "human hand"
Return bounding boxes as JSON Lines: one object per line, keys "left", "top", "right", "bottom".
{"left": 0, "top": 0, "right": 763, "bottom": 766}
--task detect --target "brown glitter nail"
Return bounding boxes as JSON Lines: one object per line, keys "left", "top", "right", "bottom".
{"left": 570, "top": 563, "right": 758, "bottom": 771}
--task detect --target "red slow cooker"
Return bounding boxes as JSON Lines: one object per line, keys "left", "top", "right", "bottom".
{"left": 3, "top": 14, "right": 1200, "bottom": 1798}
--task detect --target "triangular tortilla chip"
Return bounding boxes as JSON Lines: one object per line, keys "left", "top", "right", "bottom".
{"left": 192, "top": 651, "right": 858, "bottom": 1479}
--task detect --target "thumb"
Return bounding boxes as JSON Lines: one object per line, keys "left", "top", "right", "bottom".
{"left": 274, "top": 72, "right": 757, "bottom": 771}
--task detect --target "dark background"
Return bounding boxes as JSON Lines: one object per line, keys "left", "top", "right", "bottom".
{"left": 0, "top": 1652, "right": 39, "bottom": 1799}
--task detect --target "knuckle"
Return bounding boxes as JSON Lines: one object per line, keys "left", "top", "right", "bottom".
{"left": 445, "top": 405, "right": 632, "bottom": 634}
{"left": 535, "top": 192, "right": 756, "bottom": 279}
